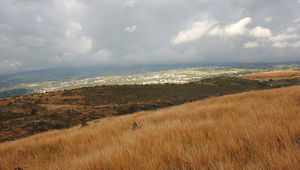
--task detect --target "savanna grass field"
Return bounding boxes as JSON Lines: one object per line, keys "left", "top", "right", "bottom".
{"left": 1, "top": 0, "right": 300, "bottom": 169}
{"left": 1, "top": 78, "right": 300, "bottom": 169}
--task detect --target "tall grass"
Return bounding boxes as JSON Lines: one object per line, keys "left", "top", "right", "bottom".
{"left": 1, "top": 86, "right": 300, "bottom": 169}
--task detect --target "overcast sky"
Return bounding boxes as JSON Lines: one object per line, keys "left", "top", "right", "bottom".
{"left": 0, "top": 0, "right": 300, "bottom": 74}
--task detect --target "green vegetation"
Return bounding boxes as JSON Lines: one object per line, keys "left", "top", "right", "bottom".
{"left": 80, "top": 77, "right": 266, "bottom": 106}
{"left": 0, "top": 112, "right": 26, "bottom": 122}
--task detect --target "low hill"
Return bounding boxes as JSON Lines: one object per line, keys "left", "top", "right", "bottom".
{"left": 1, "top": 85, "right": 300, "bottom": 169}
{"left": 240, "top": 70, "right": 300, "bottom": 81}
{"left": 240, "top": 70, "right": 300, "bottom": 88}
{"left": 0, "top": 77, "right": 268, "bottom": 143}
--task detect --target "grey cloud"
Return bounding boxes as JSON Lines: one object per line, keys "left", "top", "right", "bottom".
{"left": 0, "top": 0, "right": 299, "bottom": 74}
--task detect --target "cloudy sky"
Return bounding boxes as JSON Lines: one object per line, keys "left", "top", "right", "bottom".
{"left": 0, "top": 0, "right": 300, "bottom": 74}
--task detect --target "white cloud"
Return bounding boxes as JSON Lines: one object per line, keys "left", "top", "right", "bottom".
{"left": 224, "top": 17, "right": 253, "bottom": 36}
{"left": 171, "top": 20, "right": 218, "bottom": 44}
{"left": 208, "top": 26, "right": 223, "bottom": 36}
{"left": 172, "top": 17, "right": 300, "bottom": 49}
{"left": 209, "top": 17, "right": 253, "bottom": 37}
{"left": 264, "top": 29, "right": 300, "bottom": 48}
{"left": 294, "top": 18, "right": 300, "bottom": 23}
{"left": 172, "top": 17, "right": 270, "bottom": 44}
{"left": 265, "top": 17, "right": 272, "bottom": 23}
{"left": 243, "top": 41, "right": 259, "bottom": 48}
{"left": 287, "top": 27, "right": 296, "bottom": 33}
{"left": 63, "top": 21, "right": 92, "bottom": 54}
{"left": 122, "top": 0, "right": 138, "bottom": 8}
{"left": 271, "top": 41, "right": 300, "bottom": 48}
{"left": 298, "top": 0, "right": 300, "bottom": 4}
{"left": 272, "top": 41, "right": 290, "bottom": 48}
{"left": 124, "top": 25, "right": 137, "bottom": 32}
{"left": 267, "top": 32, "right": 300, "bottom": 48}
{"left": 61, "top": 0, "right": 85, "bottom": 11}
{"left": 65, "top": 21, "right": 82, "bottom": 37}
{"left": 91, "top": 49, "right": 112, "bottom": 62}
{"left": 292, "top": 41, "right": 300, "bottom": 47}
{"left": 269, "top": 34, "right": 298, "bottom": 41}
{"left": 249, "top": 26, "right": 272, "bottom": 38}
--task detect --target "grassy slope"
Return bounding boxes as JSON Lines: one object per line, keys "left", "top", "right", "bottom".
{"left": 0, "top": 77, "right": 268, "bottom": 143}
{"left": 1, "top": 85, "right": 300, "bottom": 169}
{"left": 240, "top": 70, "right": 300, "bottom": 81}
{"left": 240, "top": 70, "right": 300, "bottom": 88}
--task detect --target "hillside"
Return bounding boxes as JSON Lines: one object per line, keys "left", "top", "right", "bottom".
{"left": 240, "top": 70, "right": 300, "bottom": 81}
{"left": 1, "top": 71, "right": 300, "bottom": 144}
{"left": 1, "top": 85, "right": 299, "bottom": 169}
{"left": 0, "top": 77, "right": 268, "bottom": 143}
{"left": 240, "top": 70, "right": 300, "bottom": 88}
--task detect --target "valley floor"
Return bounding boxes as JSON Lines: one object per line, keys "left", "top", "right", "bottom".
{"left": 1, "top": 85, "right": 300, "bottom": 169}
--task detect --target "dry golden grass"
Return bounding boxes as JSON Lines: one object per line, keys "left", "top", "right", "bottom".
{"left": 240, "top": 70, "right": 300, "bottom": 82}
{"left": 1, "top": 86, "right": 300, "bottom": 170}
